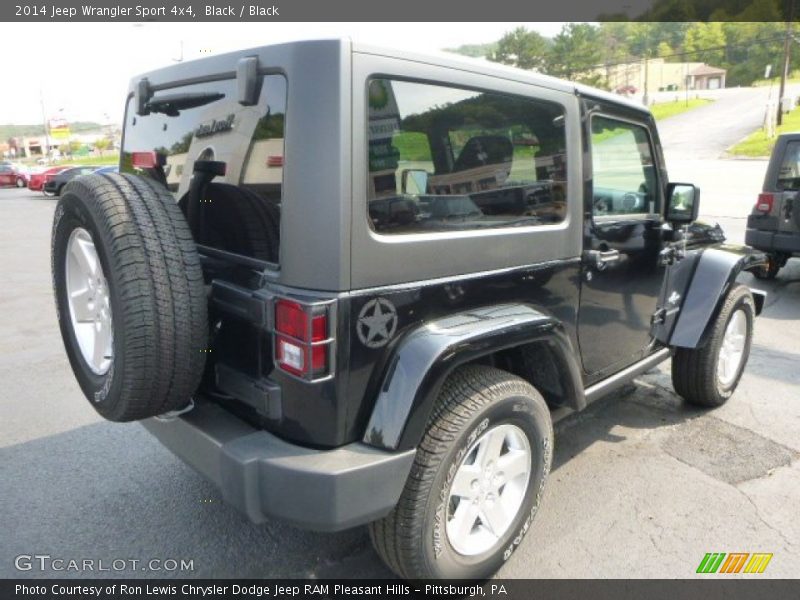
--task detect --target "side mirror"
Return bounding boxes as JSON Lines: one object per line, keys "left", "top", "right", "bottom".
{"left": 401, "top": 169, "right": 428, "bottom": 195}
{"left": 666, "top": 182, "right": 700, "bottom": 225}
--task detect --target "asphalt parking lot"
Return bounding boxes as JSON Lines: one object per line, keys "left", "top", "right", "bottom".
{"left": 1, "top": 168, "right": 798, "bottom": 578}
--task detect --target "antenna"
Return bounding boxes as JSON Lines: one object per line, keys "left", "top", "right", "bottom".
{"left": 173, "top": 40, "right": 183, "bottom": 63}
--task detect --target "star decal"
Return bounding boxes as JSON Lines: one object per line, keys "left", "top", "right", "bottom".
{"left": 357, "top": 298, "right": 398, "bottom": 348}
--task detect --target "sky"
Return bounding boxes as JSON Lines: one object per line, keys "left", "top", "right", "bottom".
{"left": 0, "top": 22, "right": 566, "bottom": 128}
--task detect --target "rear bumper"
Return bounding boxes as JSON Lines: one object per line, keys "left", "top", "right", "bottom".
{"left": 142, "top": 402, "right": 415, "bottom": 532}
{"left": 745, "top": 228, "right": 800, "bottom": 254}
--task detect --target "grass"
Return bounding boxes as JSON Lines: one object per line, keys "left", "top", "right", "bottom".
{"left": 752, "top": 70, "right": 800, "bottom": 87}
{"left": 650, "top": 98, "right": 714, "bottom": 121}
{"left": 728, "top": 106, "right": 800, "bottom": 157}
{"left": 393, "top": 132, "right": 432, "bottom": 161}
{"left": 14, "top": 153, "right": 119, "bottom": 169}
{"left": 51, "top": 154, "right": 119, "bottom": 167}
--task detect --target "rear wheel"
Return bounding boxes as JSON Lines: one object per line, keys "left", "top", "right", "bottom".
{"left": 672, "top": 284, "right": 754, "bottom": 407}
{"left": 753, "top": 253, "right": 782, "bottom": 279}
{"left": 369, "top": 365, "right": 553, "bottom": 579}
{"left": 16, "top": 177, "right": 25, "bottom": 188}
{"left": 52, "top": 172, "right": 208, "bottom": 421}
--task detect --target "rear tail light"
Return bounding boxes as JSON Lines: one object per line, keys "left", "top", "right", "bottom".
{"left": 274, "top": 298, "right": 334, "bottom": 381}
{"left": 756, "top": 193, "right": 774, "bottom": 213}
{"left": 266, "top": 155, "right": 283, "bottom": 168}
{"left": 131, "top": 151, "right": 166, "bottom": 169}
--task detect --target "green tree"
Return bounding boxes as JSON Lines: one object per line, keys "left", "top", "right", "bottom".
{"left": 253, "top": 112, "right": 285, "bottom": 140}
{"left": 488, "top": 27, "right": 550, "bottom": 71}
{"left": 721, "top": 21, "right": 784, "bottom": 86}
{"left": 657, "top": 41, "right": 673, "bottom": 59}
{"left": 547, "top": 23, "right": 607, "bottom": 87}
{"left": 445, "top": 42, "right": 498, "bottom": 59}
{"left": 94, "top": 138, "right": 110, "bottom": 157}
{"left": 684, "top": 22, "right": 726, "bottom": 65}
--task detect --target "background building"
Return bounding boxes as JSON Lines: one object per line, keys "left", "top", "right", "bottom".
{"left": 601, "top": 58, "right": 727, "bottom": 95}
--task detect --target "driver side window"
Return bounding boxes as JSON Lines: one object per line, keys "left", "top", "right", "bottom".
{"left": 590, "top": 116, "right": 657, "bottom": 216}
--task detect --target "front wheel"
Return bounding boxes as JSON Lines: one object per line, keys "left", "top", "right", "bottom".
{"left": 672, "top": 284, "right": 755, "bottom": 407}
{"left": 16, "top": 177, "right": 25, "bottom": 188}
{"left": 369, "top": 365, "right": 553, "bottom": 580}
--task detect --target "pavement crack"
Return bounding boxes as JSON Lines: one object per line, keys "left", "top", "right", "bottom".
{"left": 632, "top": 504, "right": 685, "bottom": 562}
{"left": 735, "top": 485, "right": 796, "bottom": 551}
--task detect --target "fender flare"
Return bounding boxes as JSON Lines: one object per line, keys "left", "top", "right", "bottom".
{"left": 362, "top": 304, "right": 583, "bottom": 451}
{"left": 669, "top": 245, "right": 765, "bottom": 349}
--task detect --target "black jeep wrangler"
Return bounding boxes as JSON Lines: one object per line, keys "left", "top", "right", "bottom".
{"left": 51, "top": 40, "right": 767, "bottom": 580}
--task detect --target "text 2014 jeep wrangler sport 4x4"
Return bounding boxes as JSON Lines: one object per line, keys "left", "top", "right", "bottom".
{"left": 52, "top": 40, "right": 767, "bottom": 579}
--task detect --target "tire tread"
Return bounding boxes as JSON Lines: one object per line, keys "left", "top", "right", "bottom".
{"left": 54, "top": 173, "right": 207, "bottom": 421}
{"left": 672, "top": 284, "right": 754, "bottom": 407}
{"left": 369, "top": 365, "right": 551, "bottom": 579}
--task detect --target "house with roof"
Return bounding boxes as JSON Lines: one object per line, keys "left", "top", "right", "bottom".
{"left": 687, "top": 64, "right": 726, "bottom": 90}
{"left": 599, "top": 58, "right": 727, "bottom": 95}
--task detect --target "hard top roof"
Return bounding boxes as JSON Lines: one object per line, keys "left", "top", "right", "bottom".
{"left": 128, "top": 38, "right": 650, "bottom": 116}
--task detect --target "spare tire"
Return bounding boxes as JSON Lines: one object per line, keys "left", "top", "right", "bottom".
{"left": 51, "top": 173, "right": 208, "bottom": 421}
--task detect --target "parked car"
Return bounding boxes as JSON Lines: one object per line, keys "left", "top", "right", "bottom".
{"left": 43, "top": 166, "right": 100, "bottom": 196}
{"left": 746, "top": 132, "right": 800, "bottom": 278}
{"left": 93, "top": 166, "right": 119, "bottom": 174}
{"left": 28, "top": 166, "right": 70, "bottom": 192}
{"left": 51, "top": 40, "right": 767, "bottom": 580}
{"left": 0, "top": 163, "right": 30, "bottom": 188}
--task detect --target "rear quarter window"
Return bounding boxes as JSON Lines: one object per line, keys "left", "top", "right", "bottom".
{"left": 366, "top": 78, "right": 568, "bottom": 235}
{"left": 776, "top": 140, "right": 800, "bottom": 190}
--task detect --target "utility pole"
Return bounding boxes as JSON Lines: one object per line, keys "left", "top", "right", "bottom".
{"left": 642, "top": 28, "right": 650, "bottom": 107}
{"left": 685, "top": 59, "right": 689, "bottom": 107}
{"left": 39, "top": 89, "right": 50, "bottom": 160}
{"left": 777, "top": 0, "right": 795, "bottom": 126}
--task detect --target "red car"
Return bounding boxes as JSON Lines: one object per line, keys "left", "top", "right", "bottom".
{"left": 28, "top": 166, "right": 70, "bottom": 192}
{"left": 0, "top": 164, "right": 30, "bottom": 188}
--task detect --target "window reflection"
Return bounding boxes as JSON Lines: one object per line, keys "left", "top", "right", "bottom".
{"left": 367, "top": 79, "right": 568, "bottom": 234}
{"left": 122, "top": 75, "right": 286, "bottom": 263}
{"left": 590, "top": 116, "right": 657, "bottom": 216}
{"left": 777, "top": 140, "right": 800, "bottom": 190}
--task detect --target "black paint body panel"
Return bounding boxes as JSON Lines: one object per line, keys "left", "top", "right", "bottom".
{"left": 362, "top": 303, "right": 583, "bottom": 451}
{"left": 667, "top": 244, "right": 766, "bottom": 348}
{"left": 343, "top": 260, "right": 582, "bottom": 448}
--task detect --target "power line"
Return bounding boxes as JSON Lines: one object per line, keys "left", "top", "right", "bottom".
{"left": 577, "top": 33, "right": 789, "bottom": 71}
